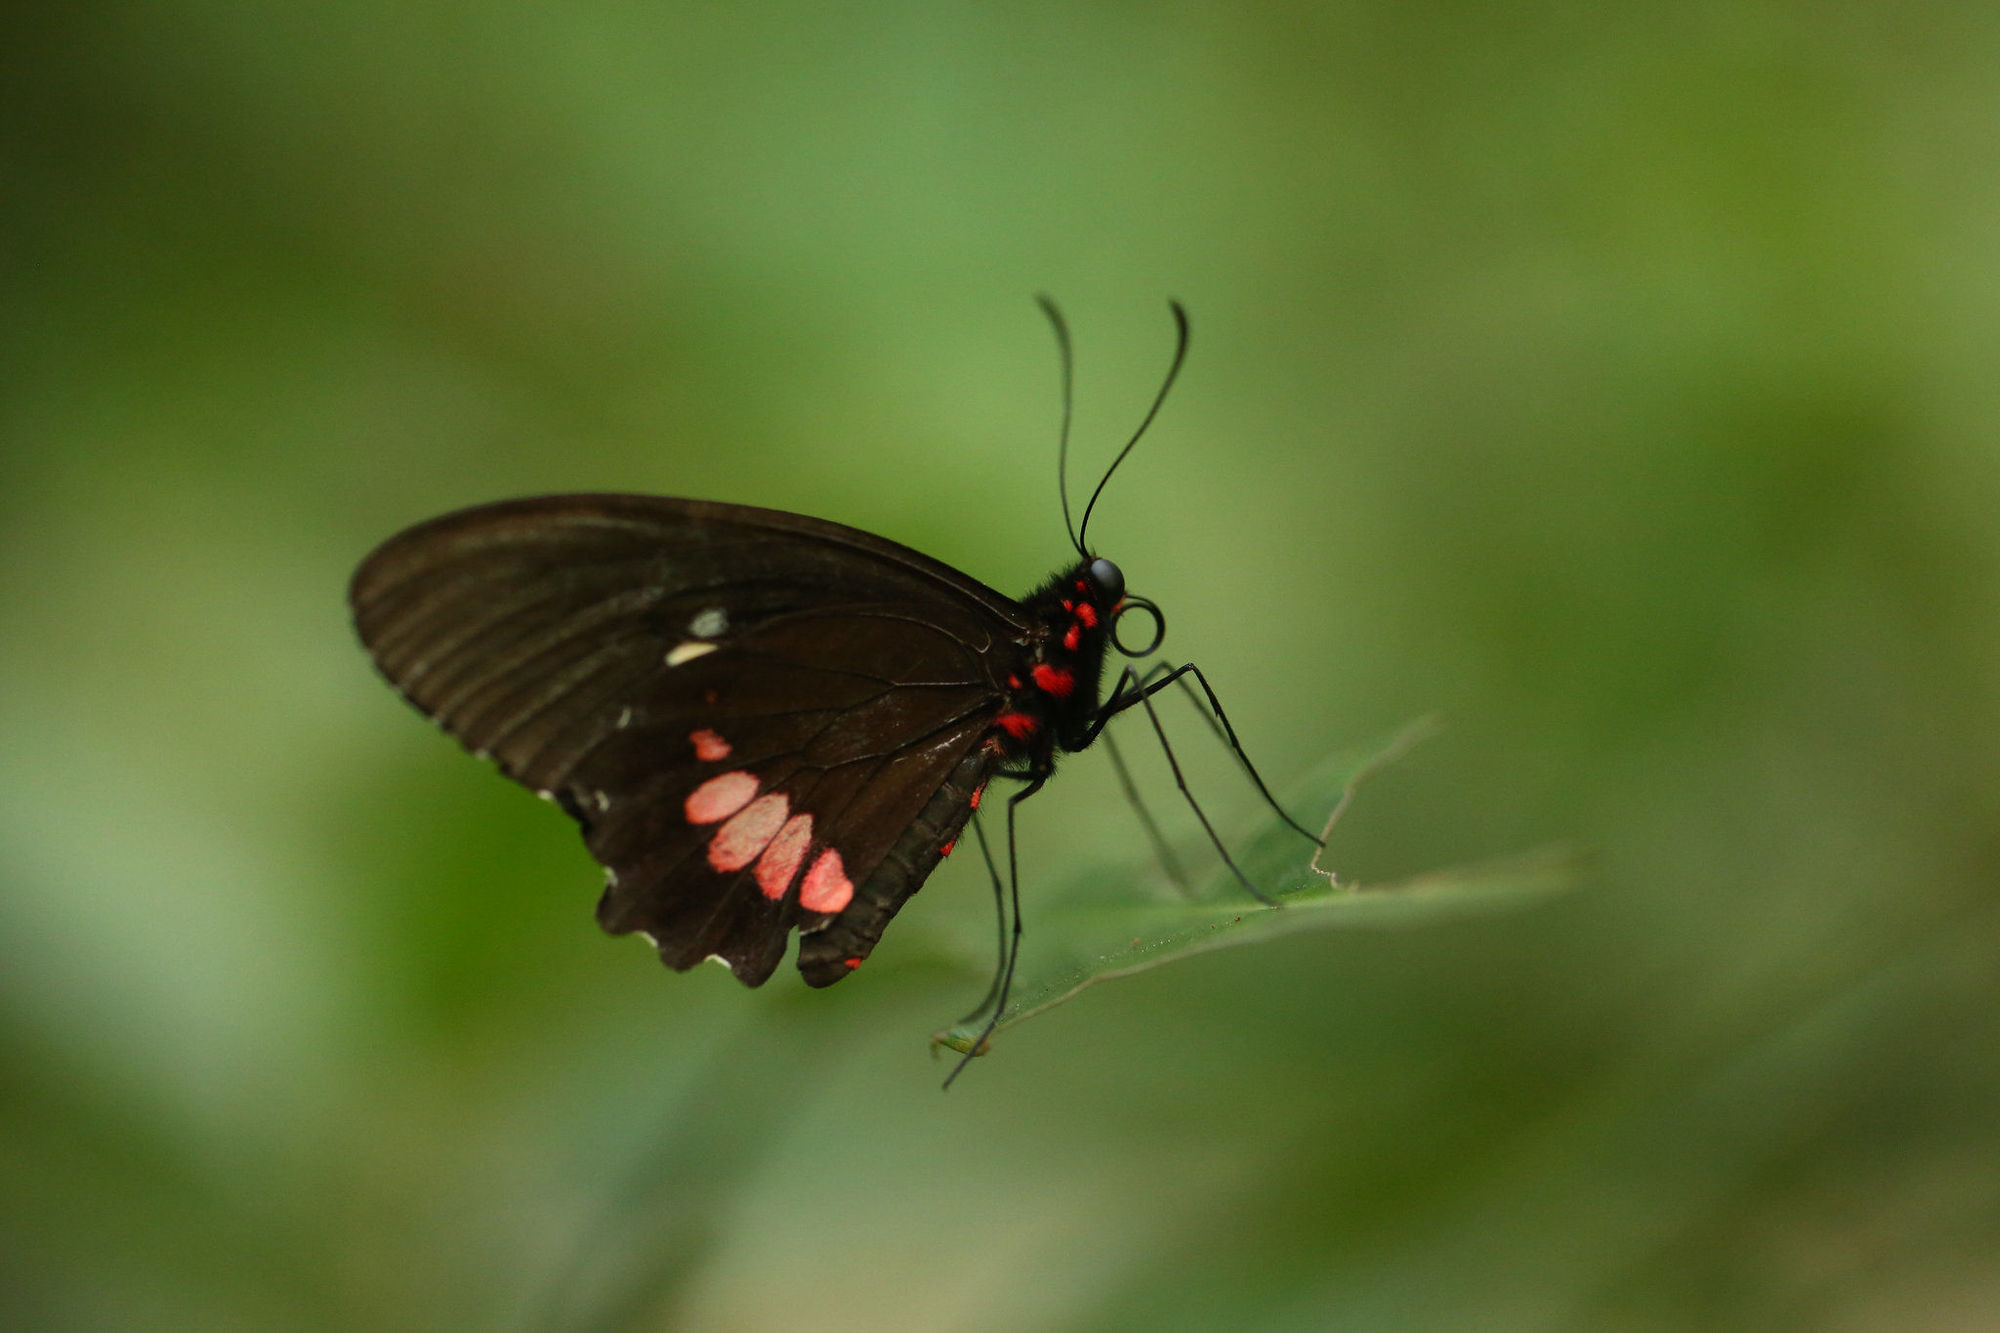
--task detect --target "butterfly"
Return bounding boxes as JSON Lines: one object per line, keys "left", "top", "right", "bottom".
{"left": 349, "top": 301, "right": 1314, "bottom": 1066}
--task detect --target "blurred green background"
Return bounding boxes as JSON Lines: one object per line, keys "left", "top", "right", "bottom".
{"left": 6, "top": 4, "right": 2000, "bottom": 1328}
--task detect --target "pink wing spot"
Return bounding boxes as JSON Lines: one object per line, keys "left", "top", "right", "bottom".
{"left": 685, "top": 771, "right": 759, "bottom": 824}
{"left": 938, "top": 838, "right": 956, "bottom": 858}
{"left": 1075, "top": 602, "right": 1098, "bottom": 628}
{"left": 800, "top": 848, "right": 854, "bottom": 914}
{"left": 1032, "top": 664, "right": 1075, "bottom": 698}
{"left": 689, "top": 728, "right": 732, "bottom": 761}
{"left": 969, "top": 783, "right": 986, "bottom": 811}
{"left": 754, "top": 813, "right": 814, "bottom": 900}
{"left": 1062, "top": 624, "right": 1082, "bottom": 652}
{"left": 708, "top": 793, "right": 790, "bottom": 872}
{"left": 996, "top": 711, "right": 1039, "bottom": 740}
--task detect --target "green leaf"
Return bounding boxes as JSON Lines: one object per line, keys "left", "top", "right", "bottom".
{"left": 932, "top": 719, "right": 1580, "bottom": 1057}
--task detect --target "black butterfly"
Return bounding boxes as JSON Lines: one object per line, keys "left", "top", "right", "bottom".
{"left": 350, "top": 302, "right": 1313, "bottom": 1066}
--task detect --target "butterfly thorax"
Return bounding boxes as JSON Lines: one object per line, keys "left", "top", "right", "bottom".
{"left": 986, "top": 559, "right": 1125, "bottom": 763}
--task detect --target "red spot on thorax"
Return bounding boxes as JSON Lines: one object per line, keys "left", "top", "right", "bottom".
{"left": 1032, "top": 664, "right": 1075, "bottom": 698}
{"left": 1063, "top": 624, "right": 1081, "bottom": 652}
{"left": 1075, "top": 579, "right": 1089, "bottom": 593}
{"left": 1007, "top": 673, "right": 1023, "bottom": 690}
{"left": 969, "top": 783, "right": 986, "bottom": 811}
{"left": 1060, "top": 598, "right": 1074, "bottom": 612}
{"left": 1074, "top": 602, "right": 1098, "bottom": 628}
{"left": 995, "top": 711, "right": 1039, "bottom": 740}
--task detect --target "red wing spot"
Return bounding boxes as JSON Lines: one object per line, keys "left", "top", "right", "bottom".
{"left": 1032, "top": 664, "right": 1075, "bottom": 698}
{"left": 995, "top": 712, "right": 1039, "bottom": 740}
{"left": 1060, "top": 598, "right": 1074, "bottom": 612}
{"left": 1062, "top": 624, "right": 1082, "bottom": 652}
{"left": 843, "top": 957, "right": 862, "bottom": 970}
{"left": 754, "top": 813, "right": 814, "bottom": 899}
{"left": 1074, "top": 602, "right": 1098, "bottom": 628}
{"left": 689, "top": 728, "right": 732, "bottom": 761}
{"left": 801, "top": 848, "right": 854, "bottom": 913}
{"left": 938, "top": 838, "right": 956, "bottom": 858}
{"left": 685, "top": 771, "right": 759, "bottom": 824}
{"left": 708, "top": 793, "right": 790, "bottom": 872}
{"left": 970, "top": 782, "right": 986, "bottom": 811}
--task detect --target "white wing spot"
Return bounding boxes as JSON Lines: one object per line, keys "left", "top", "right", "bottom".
{"left": 593, "top": 790, "right": 610, "bottom": 813}
{"left": 616, "top": 706, "right": 633, "bottom": 729}
{"left": 638, "top": 930, "right": 659, "bottom": 947}
{"left": 536, "top": 789, "right": 555, "bottom": 803}
{"left": 705, "top": 953, "right": 736, "bottom": 973}
{"left": 690, "top": 608, "right": 728, "bottom": 638}
{"left": 605, "top": 868, "right": 620, "bottom": 887}
{"left": 666, "top": 640, "right": 718, "bottom": 667}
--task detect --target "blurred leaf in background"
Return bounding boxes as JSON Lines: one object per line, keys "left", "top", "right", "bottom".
{"left": 5, "top": 3, "right": 2000, "bottom": 1329}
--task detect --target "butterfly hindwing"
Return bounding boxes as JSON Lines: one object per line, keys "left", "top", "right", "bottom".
{"left": 585, "top": 711, "right": 997, "bottom": 983}
{"left": 351, "top": 495, "right": 1027, "bottom": 984}
{"left": 568, "top": 634, "right": 1001, "bottom": 983}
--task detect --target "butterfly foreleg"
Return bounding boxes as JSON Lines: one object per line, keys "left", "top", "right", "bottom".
{"left": 1096, "top": 660, "right": 1321, "bottom": 847}
{"left": 1099, "top": 667, "right": 1191, "bottom": 891}
{"left": 1113, "top": 672, "right": 1276, "bottom": 906}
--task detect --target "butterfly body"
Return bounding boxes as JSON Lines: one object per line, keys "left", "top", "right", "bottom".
{"left": 351, "top": 494, "right": 1129, "bottom": 988}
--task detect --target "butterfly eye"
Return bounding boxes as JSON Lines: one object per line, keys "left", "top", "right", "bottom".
{"left": 1087, "top": 557, "right": 1125, "bottom": 603}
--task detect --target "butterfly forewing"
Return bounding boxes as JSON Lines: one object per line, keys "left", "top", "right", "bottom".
{"left": 351, "top": 495, "right": 1028, "bottom": 984}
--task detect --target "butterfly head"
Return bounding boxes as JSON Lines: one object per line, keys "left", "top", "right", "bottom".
{"left": 1076, "top": 554, "right": 1161, "bottom": 656}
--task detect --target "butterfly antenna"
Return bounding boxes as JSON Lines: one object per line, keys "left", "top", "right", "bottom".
{"left": 1077, "top": 300, "right": 1190, "bottom": 555}
{"left": 1038, "top": 295, "right": 1085, "bottom": 559}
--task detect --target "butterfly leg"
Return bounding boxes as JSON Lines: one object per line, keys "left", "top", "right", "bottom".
{"left": 1108, "top": 672, "right": 1277, "bottom": 906}
{"left": 943, "top": 770, "right": 1048, "bottom": 1090}
{"left": 1151, "top": 661, "right": 1322, "bottom": 846}
{"left": 952, "top": 812, "right": 1009, "bottom": 1026}
{"left": 1097, "top": 661, "right": 1321, "bottom": 846}
{"left": 1098, "top": 666, "right": 1191, "bottom": 891}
